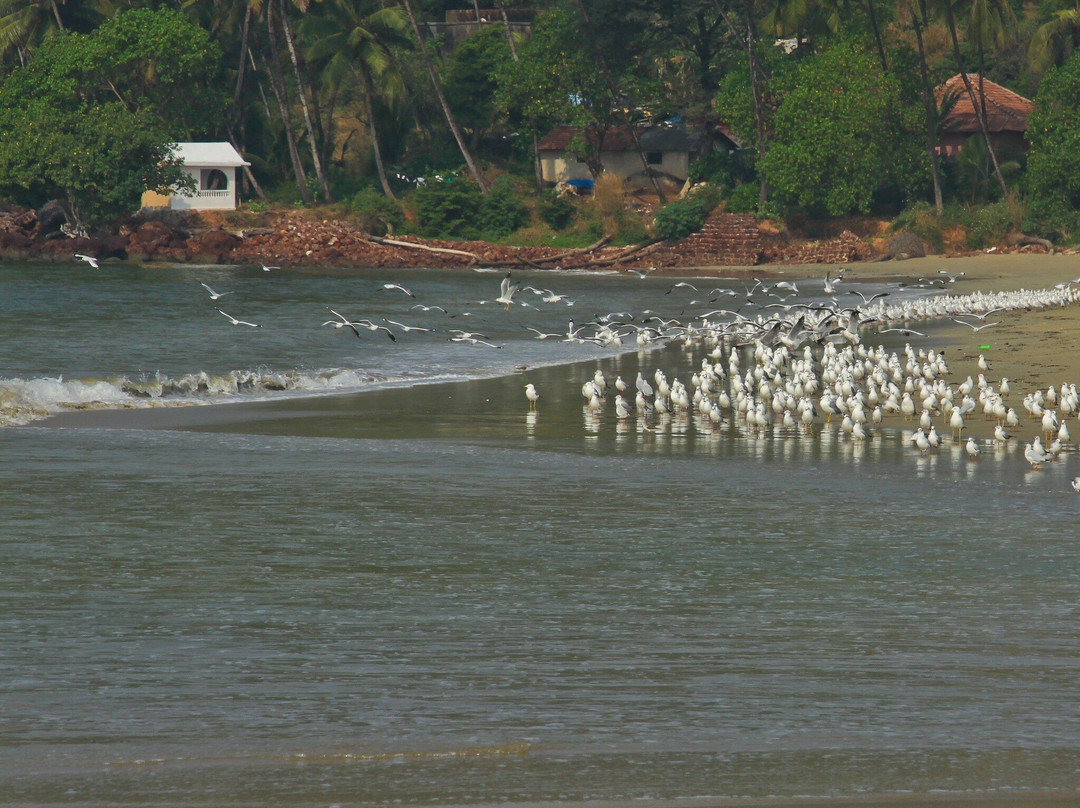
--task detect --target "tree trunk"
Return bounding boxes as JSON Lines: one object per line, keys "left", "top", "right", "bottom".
{"left": 261, "top": 8, "right": 312, "bottom": 203}
{"left": 943, "top": 0, "right": 1008, "bottom": 196}
{"left": 717, "top": 2, "right": 769, "bottom": 205}
{"left": 362, "top": 71, "right": 396, "bottom": 199}
{"left": 277, "top": 0, "right": 333, "bottom": 202}
{"left": 572, "top": 0, "right": 666, "bottom": 202}
{"left": 51, "top": 0, "right": 64, "bottom": 30}
{"left": 400, "top": 0, "right": 488, "bottom": 192}
{"left": 910, "top": 0, "right": 943, "bottom": 212}
{"left": 495, "top": 0, "right": 544, "bottom": 191}
{"left": 865, "top": 0, "right": 888, "bottom": 72}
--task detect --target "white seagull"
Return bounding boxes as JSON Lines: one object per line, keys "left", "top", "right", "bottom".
{"left": 382, "top": 282, "right": 415, "bottom": 298}
{"left": 74, "top": 253, "right": 99, "bottom": 268}
{"left": 496, "top": 273, "right": 519, "bottom": 308}
{"left": 217, "top": 308, "right": 261, "bottom": 327}
{"left": 1071, "top": 476, "right": 1080, "bottom": 493}
{"left": 524, "top": 383, "right": 539, "bottom": 409}
{"left": 200, "top": 283, "right": 234, "bottom": 300}
{"left": 260, "top": 263, "right": 280, "bottom": 272}
{"left": 322, "top": 308, "right": 361, "bottom": 337}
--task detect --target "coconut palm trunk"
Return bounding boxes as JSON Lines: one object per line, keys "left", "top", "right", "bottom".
{"left": 909, "top": 0, "right": 943, "bottom": 211}
{"left": 277, "top": 0, "right": 333, "bottom": 201}
{"left": 261, "top": 6, "right": 313, "bottom": 203}
{"left": 942, "top": 0, "right": 1008, "bottom": 196}
{"left": 362, "top": 71, "right": 396, "bottom": 199}
{"left": 399, "top": 0, "right": 487, "bottom": 192}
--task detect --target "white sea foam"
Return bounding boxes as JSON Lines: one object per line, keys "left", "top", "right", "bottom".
{"left": 0, "top": 367, "right": 391, "bottom": 426}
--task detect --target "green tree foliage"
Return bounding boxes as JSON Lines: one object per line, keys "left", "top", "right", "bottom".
{"left": 653, "top": 192, "right": 714, "bottom": 239}
{"left": 442, "top": 24, "right": 512, "bottom": 145}
{"left": 1024, "top": 51, "right": 1080, "bottom": 235}
{"left": 762, "top": 41, "right": 924, "bottom": 216}
{"left": 496, "top": 1, "right": 657, "bottom": 178}
{"left": 0, "top": 8, "right": 221, "bottom": 225}
{"left": 412, "top": 178, "right": 483, "bottom": 238}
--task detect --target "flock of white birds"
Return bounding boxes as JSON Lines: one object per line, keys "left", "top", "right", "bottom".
{"left": 523, "top": 269, "right": 1080, "bottom": 493}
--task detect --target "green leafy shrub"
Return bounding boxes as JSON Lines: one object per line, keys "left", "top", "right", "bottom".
{"left": 653, "top": 194, "right": 712, "bottom": 240}
{"left": 724, "top": 183, "right": 759, "bottom": 214}
{"left": 967, "top": 199, "right": 1022, "bottom": 249}
{"left": 478, "top": 177, "right": 529, "bottom": 238}
{"left": 412, "top": 179, "right": 483, "bottom": 239}
{"left": 345, "top": 188, "right": 404, "bottom": 236}
{"left": 688, "top": 151, "right": 752, "bottom": 189}
{"left": 539, "top": 194, "right": 576, "bottom": 231}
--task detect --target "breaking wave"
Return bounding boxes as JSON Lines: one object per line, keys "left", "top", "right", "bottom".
{"left": 0, "top": 366, "right": 389, "bottom": 426}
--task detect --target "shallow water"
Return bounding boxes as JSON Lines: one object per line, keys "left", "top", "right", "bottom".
{"left": 4, "top": 260, "right": 1080, "bottom": 806}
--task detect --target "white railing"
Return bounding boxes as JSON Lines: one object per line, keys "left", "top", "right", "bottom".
{"left": 196, "top": 189, "right": 231, "bottom": 198}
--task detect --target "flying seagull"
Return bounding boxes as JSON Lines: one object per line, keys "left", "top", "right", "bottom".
{"left": 323, "top": 308, "right": 361, "bottom": 337}
{"left": 74, "top": 253, "right": 99, "bottom": 268}
{"left": 217, "top": 308, "right": 261, "bottom": 327}
{"left": 382, "top": 282, "right": 415, "bottom": 298}
{"left": 200, "top": 283, "right": 234, "bottom": 300}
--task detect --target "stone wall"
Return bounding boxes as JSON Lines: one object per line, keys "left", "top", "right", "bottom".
{"left": 650, "top": 213, "right": 764, "bottom": 267}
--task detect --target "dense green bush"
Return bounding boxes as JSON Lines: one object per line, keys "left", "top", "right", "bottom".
{"left": 478, "top": 177, "right": 529, "bottom": 238}
{"left": 345, "top": 188, "right": 404, "bottom": 236}
{"left": 688, "top": 150, "right": 753, "bottom": 189}
{"left": 1024, "top": 52, "right": 1080, "bottom": 240}
{"left": 412, "top": 179, "right": 483, "bottom": 239}
{"left": 724, "top": 183, "right": 760, "bottom": 214}
{"left": 653, "top": 194, "right": 712, "bottom": 240}
{"left": 967, "top": 199, "right": 1021, "bottom": 249}
{"left": 539, "top": 194, "right": 576, "bottom": 231}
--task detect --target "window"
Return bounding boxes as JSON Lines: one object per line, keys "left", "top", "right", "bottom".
{"left": 646, "top": 152, "right": 663, "bottom": 165}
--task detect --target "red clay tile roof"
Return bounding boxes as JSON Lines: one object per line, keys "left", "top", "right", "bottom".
{"left": 936, "top": 74, "right": 1033, "bottom": 134}
{"left": 536, "top": 124, "right": 734, "bottom": 153}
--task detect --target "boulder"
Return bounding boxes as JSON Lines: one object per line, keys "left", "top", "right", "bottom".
{"left": 128, "top": 220, "right": 176, "bottom": 259}
{"left": 876, "top": 232, "right": 926, "bottom": 261}
{"left": 186, "top": 229, "right": 240, "bottom": 263}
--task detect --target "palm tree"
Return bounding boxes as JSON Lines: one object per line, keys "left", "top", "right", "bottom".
{"left": 906, "top": 0, "right": 944, "bottom": 211}
{"left": 0, "top": 0, "right": 65, "bottom": 65}
{"left": 398, "top": 0, "right": 487, "bottom": 192}
{"left": 1029, "top": 4, "right": 1080, "bottom": 73}
{"left": 276, "top": 0, "right": 332, "bottom": 201}
{"left": 302, "top": 0, "right": 411, "bottom": 198}
{"left": 939, "top": 0, "right": 1008, "bottom": 197}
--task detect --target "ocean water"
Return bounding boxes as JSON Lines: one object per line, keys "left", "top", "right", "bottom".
{"left": 3, "top": 260, "right": 1080, "bottom": 806}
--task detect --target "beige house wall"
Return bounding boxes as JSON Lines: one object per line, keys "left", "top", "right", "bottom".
{"left": 540, "top": 150, "right": 693, "bottom": 187}
{"left": 140, "top": 190, "right": 172, "bottom": 208}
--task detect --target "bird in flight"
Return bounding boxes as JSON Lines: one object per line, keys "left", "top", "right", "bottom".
{"left": 261, "top": 263, "right": 280, "bottom": 272}
{"left": 627, "top": 267, "right": 657, "bottom": 279}
{"left": 496, "top": 273, "right": 519, "bottom": 308}
{"left": 383, "top": 319, "right": 432, "bottom": 333}
{"left": 217, "top": 309, "right": 261, "bottom": 327}
{"left": 323, "top": 308, "right": 361, "bottom": 337}
{"left": 353, "top": 319, "right": 397, "bottom": 341}
{"left": 951, "top": 318, "right": 999, "bottom": 331}
{"left": 75, "top": 253, "right": 99, "bottom": 268}
{"left": 382, "top": 282, "right": 415, "bottom": 298}
{"left": 200, "top": 283, "right": 234, "bottom": 300}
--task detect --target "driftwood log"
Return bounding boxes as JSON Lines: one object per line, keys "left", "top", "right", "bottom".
{"left": 1007, "top": 232, "right": 1055, "bottom": 253}
{"left": 363, "top": 235, "right": 479, "bottom": 260}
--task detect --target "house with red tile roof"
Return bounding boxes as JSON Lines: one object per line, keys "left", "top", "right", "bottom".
{"left": 935, "top": 74, "right": 1033, "bottom": 158}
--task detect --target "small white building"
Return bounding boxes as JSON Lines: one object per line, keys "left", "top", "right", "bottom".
{"left": 141, "top": 142, "right": 250, "bottom": 211}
